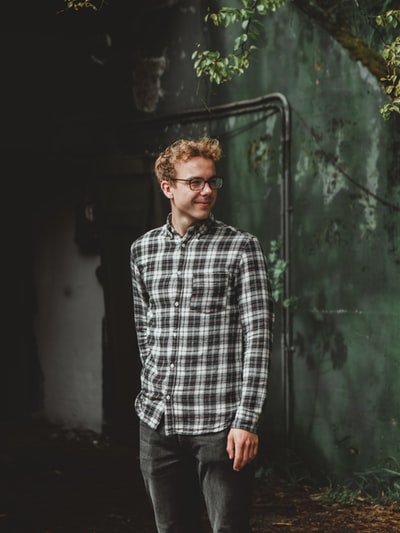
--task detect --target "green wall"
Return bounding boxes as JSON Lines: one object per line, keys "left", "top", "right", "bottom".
{"left": 218, "top": 3, "right": 400, "bottom": 480}
{"left": 135, "top": 0, "right": 400, "bottom": 481}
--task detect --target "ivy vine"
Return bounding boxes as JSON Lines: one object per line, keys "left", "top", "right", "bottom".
{"left": 268, "top": 240, "right": 299, "bottom": 309}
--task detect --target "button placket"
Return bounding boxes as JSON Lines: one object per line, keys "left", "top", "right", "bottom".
{"left": 167, "top": 238, "right": 188, "bottom": 417}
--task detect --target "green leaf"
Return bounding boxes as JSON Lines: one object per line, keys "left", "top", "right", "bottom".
{"left": 193, "top": 0, "right": 285, "bottom": 85}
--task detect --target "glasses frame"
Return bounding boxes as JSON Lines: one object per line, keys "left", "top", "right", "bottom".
{"left": 170, "top": 176, "right": 224, "bottom": 191}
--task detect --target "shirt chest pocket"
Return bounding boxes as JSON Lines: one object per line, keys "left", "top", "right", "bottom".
{"left": 190, "top": 271, "right": 230, "bottom": 313}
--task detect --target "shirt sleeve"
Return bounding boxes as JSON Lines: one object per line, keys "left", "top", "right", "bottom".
{"left": 130, "top": 242, "right": 150, "bottom": 364}
{"left": 231, "top": 236, "right": 274, "bottom": 433}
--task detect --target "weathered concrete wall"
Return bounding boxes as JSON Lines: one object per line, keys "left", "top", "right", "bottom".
{"left": 217, "top": 4, "right": 400, "bottom": 479}
{"left": 33, "top": 188, "right": 104, "bottom": 433}
{"left": 147, "top": 0, "right": 400, "bottom": 479}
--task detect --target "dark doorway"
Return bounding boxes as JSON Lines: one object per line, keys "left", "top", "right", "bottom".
{"left": 97, "top": 159, "right": 166, "bottom": 445}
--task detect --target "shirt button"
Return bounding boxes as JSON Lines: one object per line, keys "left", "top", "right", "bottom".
{"left": 174, "top": 301, "right": 179, "bottom": 307}
{"left": 166, "top": 394, "right": 171, "bottom": 400}
{"left": 170, "top": 363, "right": 175, "bottom": 369}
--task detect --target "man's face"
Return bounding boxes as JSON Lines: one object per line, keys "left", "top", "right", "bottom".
{"left": 161, "top": 156, "right": 218, "bottom": 229}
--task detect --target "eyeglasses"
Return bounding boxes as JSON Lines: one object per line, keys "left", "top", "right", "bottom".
{"left": 170, "top": 176, "right": 224, "bottom": 191}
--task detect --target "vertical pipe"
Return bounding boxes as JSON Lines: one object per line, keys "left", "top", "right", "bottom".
{"left": 275, "top": 94, "right": 294, "bottom": 451}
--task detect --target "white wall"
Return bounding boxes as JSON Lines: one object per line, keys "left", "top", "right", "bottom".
{"left": 33, "top": 200, "right": 104, "bottom": 433}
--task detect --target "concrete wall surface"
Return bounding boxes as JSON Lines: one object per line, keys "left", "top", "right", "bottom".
{"left": 33, "top": 189, "right": 104, "bottom": 433}
{"left": 146, "top": 0, "right": 400, "bottom": 480}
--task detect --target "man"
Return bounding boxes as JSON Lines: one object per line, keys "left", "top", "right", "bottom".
{"left": 130, "top": 137, "right": 274, "bottom": 533}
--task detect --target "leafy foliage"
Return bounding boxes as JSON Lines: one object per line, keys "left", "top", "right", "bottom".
{"left": 376, "top": 10, "right": 400, "bottom": 119}
{"left": 323, "top": 458, "right": 400, "bottom": 505}
{"left": 267, "top": 239, "right": 299, "bottom": 309}
{"left": 58, "top": 0, "right": 103, "bottom": 12}
{"left": 193, "top": 2, "right": 400, "bottom": 119}
{"left": 192, "top": 0, "right": 285, "bottom": 84}
{"left": 267, "top": 239, "right": 286, "bottom": 304}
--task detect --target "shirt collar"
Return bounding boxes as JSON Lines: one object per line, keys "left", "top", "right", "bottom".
{"left": 165, "top": 213, "right": 215, "bottom": 239}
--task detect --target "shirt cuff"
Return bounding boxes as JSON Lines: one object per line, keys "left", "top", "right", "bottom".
{"left": 231, "top": 406, "right": 260, "bottom": 434}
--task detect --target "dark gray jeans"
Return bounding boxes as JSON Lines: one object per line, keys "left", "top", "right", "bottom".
{"left": 139, "top": 420, "right": 254, "bottom": 533}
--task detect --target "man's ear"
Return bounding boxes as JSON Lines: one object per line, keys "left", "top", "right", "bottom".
{"left": 161, "top": 180, "right": 174, "bottom": 199}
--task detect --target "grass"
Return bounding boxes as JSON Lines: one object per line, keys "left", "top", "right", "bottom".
{"left": 257, "top": 454, "right": 400, "bottom": 507}
{"left": 323, "top": 463, "right": 400, "bottom": 506}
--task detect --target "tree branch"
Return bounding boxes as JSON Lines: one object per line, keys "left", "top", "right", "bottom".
{"left": 292, "top": 0, "right": 387, "bottom": 83}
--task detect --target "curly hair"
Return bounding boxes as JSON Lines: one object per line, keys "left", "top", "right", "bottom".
{"left": 154, "top": 137, "right": 222, "bottom": 183}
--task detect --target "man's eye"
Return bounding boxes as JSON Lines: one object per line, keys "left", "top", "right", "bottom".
{"left": 191, "top": 179, "right": 203, "bottom": 187}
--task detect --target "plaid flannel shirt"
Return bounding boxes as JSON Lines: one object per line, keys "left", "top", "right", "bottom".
{"left": 130, "top": 214, "right": 274, "bottom": 436}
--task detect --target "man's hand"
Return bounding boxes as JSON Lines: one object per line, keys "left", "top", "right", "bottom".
{"left": 226, "top": 428, "right": 259, "bottom": 472}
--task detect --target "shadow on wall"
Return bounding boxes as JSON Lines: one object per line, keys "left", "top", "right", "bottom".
{"left": 295, "top": 291, "right": 348, "bottom": 372}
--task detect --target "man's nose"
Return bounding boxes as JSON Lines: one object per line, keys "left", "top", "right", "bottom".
{"left": 201, "top": 181, "right": 213, "bottom": 193}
